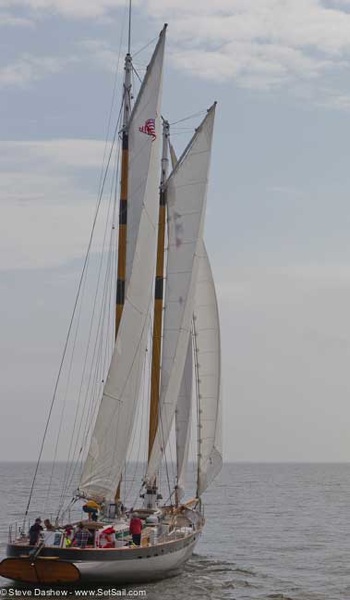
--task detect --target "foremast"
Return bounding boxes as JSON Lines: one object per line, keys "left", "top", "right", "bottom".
{"left": 144, "top": 119, "right": 170, "bottom": 509}
{"left": 115, "top": 52, "right": 132, "bottom": 337}
{"left": 78, "top": 26, "right": 166, "bottom": 504}
{"left": 114, "top": 33, "right": 133, "bottom": 505}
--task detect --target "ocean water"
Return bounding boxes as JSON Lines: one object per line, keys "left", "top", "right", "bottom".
{"left": 1, "top": 462, "right": 350, "bottom": 600}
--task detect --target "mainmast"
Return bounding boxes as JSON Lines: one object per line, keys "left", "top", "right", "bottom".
{"left": 144, "top": 119, "right": 169, "bottom": 508}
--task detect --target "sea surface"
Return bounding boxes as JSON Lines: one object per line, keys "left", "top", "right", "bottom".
{"left": 0, "top": 462, "right": 349, "bottom": 600}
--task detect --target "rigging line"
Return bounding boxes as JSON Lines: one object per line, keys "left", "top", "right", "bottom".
{"left": 132, "top": 64, "right": 143, "bottom": 85}
{"left": 22, "top": 162, "right": 111, "bottom": 524}
{"left": 58, "top": 219, "right": 118, "bottom": 506}
{"left": 84, "top": 148, "right": 120, "bottom": 435}
{"left": 65, "top": 141, "right": 119, "bottom": 465}
{"left": 58, "top": 230, "right": 115, "bottom": 511}
{"left": 58, "top": 146, "right": 121, "bottom": 511}
{"left": 157, "top": 339, "right": 177, "bottom": 498}
{"left": 133, "top": 34, "right": 159, "bottom": 58}
{"left": 124, "top": 392, "right": 143, "bottom": 498}
{"left": 97, "top": 0, "right": 127, "bottom": 197}
{"left": 170, "top": 127, "right": 195, "bottom": 132}
{"left": 51, "top": 116, "right": 122, "bottom": 516}
{"left": 75, "top": 242, "right": 117, "bottom": 480}
{"left": 164, "top": 424, "right": 175, "bottom": 504}
{"left": 51, "top": 210, "right": 115, "bottom": 511}
{"left": 57, "top": 16, "right": 126, "bottom": 508}
{"left": 44, "top": 282, "right": 86, "bottom": 514}
{"left": 128, "top": 0, "right": 132, "bottom": 55}
{"left": 170, "top": 109, "right": 207, "bottom": 127}
{"left": 131, "top": 481, "right": 144, "bottom": 512}
{"left": 156, "top": 371, "right": 174, "bottom": 504}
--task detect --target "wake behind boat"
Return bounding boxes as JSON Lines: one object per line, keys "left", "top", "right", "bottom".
{"left": 1, "top": 4, "right": 222, "bottom": 586}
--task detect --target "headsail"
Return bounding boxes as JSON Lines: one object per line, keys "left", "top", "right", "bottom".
{"left": 79, "top": 28, "right": 166, "bottom": 501}
{"left": 145, "top": 103, "right": 216, "bottom": 484}
{"left": 195, "top": 241, "right": 222, "bottom": 496}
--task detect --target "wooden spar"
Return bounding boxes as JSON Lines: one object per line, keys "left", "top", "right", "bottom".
{"left": 148, "top": 119, "right": 170, "bottom": 463}
{"left": 114, "top": 51, "right": 132, "bottom": 503}
{"left": 115, "top": 52, "right": 132, "bottom": 338}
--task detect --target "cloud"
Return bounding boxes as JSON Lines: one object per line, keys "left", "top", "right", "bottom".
{"left": 1, "top": 0, "right": 129, "bottom": 19}
{"left": 0, "top": 139, "right": 116, "bottom": 270}
{"left": 0, "top": 11, "right": 34, "bottom": 26}
{"left": 0, "top": 54, "right": 74, "bottom": 88}
{"left": 1, "top": 139, "right": 111, "bottom": 169}
{"left": 3, "top": 0, "right": 350, "bottom": 98}
{"left": 78, "top": 40, "right": 123, "bottom": 73}
{"left": 143, "top": 0, "right": 350, "bottom": 93}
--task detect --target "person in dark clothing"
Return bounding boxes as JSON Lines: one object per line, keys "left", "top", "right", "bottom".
{"left": 29, "top": 518, "right": 43, "bottom": 546}
{"left": 129, "top": 514, "right": 142, "bottom": 546}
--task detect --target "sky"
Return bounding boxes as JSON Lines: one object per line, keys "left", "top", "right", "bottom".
{"left": 2, "top": 0, "right": 350, "bottom": 463}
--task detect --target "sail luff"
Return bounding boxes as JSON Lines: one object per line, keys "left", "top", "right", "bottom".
{"left": 145, "top": 103, "right": 216, "bottom": 485}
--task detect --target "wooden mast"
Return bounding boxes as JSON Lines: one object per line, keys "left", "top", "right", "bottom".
{"left": 116, "top": 58, "right": 132, "bottom": 335}
{"left": 148, "top": 119, "right": 169, "bottom": 470}
{"left": 114, "top": 6, "right": 133, "bottom": 504}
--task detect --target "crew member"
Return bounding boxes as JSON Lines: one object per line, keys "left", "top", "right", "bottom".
{"left": 82, "top": 500, "right": 100, "bottom": 522}
{"left": 29, "top": 517, "right": 43, "bottom": 546}
{"left": 129, "top": 513, "right": 142, "bottom": 546}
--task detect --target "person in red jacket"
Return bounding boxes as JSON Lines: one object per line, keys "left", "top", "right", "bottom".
{"left": 129, "top": 513, "right": 142, "bottom": 546}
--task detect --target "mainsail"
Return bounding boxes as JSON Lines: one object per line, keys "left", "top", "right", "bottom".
{"left": 145, "top": 104, "right": 216, "bottom": 484}
{"left": 126, "top": 26, "right": 166, "bottom": 284}
{"left": 79, "top": 29, "right": 166, "bottom": 501}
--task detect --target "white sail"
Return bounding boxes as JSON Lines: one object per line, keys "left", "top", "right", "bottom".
{"left": 79, "top": 30, "right": 166, "bottom": 501}
{"left": 175, "top": 338, "right": 193, "bottom": 500}
{"left": 145, "top": 104, "right": 216, "bottom": 484}
{"left": 195, "top": 241, "right": 222, "bottom": 496}
{"left": 126, "top": 26, "right": 166, "bottom": 284}
{"left": 171, "top": 144, "right": 192, "bottom": 502}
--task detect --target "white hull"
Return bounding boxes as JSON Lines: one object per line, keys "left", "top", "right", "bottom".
{"left": 5, "top": 530, "right": 201, "bottom": 584}
{"left": 75, "top": 537, "right": 198, "bottom": 582}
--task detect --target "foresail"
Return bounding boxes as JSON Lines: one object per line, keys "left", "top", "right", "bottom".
{"left": 126, "top": 26, "right": 166, "bottom": 286}
{"left": 79, "top": 29, "right": 166, "bottom": 501}
{"left": 195, "top": 241, "right": 222, "bottom": 496}
{"left": 145, "top": 104, "right": 216, "bottom": 484}
{"left": 175, "top": 338, "right": 193, "bottom": 500}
